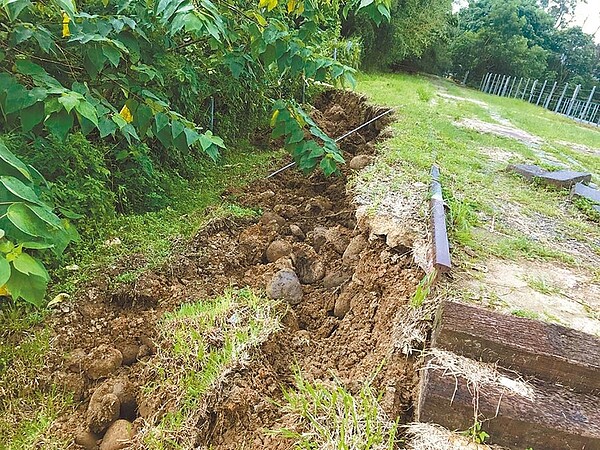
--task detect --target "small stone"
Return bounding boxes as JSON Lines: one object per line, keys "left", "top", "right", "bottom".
{"left": 273, "top": 204, "right": 299, "bottom": 219}
{"left": 99, "top": 419, "right": 134, "bottom": 450}
{"left": 333, "top": 295, "right": 351, "bottom": 318}
{"left": 259, "top": 212, "right": 285, "bottom": 228}
{"left": 265, "top": 240, "right": 293, "bottom": 263}
{"left": 66, "top": 348, "right": 87, "bottom": 373}
{"left": 266, "top": 269, "right": 303, "bottom": 305}
{"left": 289, "top": 224, "right": 305, "bottom": 240}
{"left": 119, "top": 344, "right": 139, "bottom": 366}
{"left": 75, "top": 430, "right": 101, "bottom": 450}
{"left": 258, "top": 190, "right": 275, "bottom": 202}
{"left": 349, "top": 155, "right": 373, "bottom": 170}
{"left": 342, "top": 235, "right": 368, "bottom": 266}
{"left": 85, "top": 345, "right": 123, "bottom": 380}
{"left": 323, "top": 272, "right": 351, "bottom": 289}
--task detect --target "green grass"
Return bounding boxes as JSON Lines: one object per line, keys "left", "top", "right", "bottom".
{"left": 511, "top": 309, "right": 541, "bottom": 320}
{"left": 271, "top": 369, "right": 399, "bottom": 450}
{"left": 0, "top": 303, "right": 74, "bottom": 449}
{"left": 139, "top": 288, "right": 282, "bottom": 449}
{"left": 355, "top": 73, "right": 600, "bottom": 268}
{"left": 524, "top": 275, "right": 562, "bottom": 296}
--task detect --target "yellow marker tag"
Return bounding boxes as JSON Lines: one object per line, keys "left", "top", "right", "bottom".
{"left": 62, "top": 12, "right": 71, "bottom": 38}
{"left": 119, "top": 104, "right": 133, "bottom": 123}
{"left": 0, "top": 285, "right": 9, "bottom": 297}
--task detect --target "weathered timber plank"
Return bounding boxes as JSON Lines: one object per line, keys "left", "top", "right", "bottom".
{"left": 417, "top": 364, "right": 600, "bottom": 450}
{"left": 432, "top": 301, "right": 600, "bottom": 393}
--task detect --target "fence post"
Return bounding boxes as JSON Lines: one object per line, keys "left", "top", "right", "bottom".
{"left": 494, "top": 75, "right": 505, "bottom": 95}
{"left": 508, "top": 77, "right": 517, "bottom": 97}
{"left": 515, "top": 78, "right": 523, "bottom": 98}
{"left": 580, "top": 86, "right": 596, "bottom": 122}
{"left": 501, "top": 76, "right": 511, "bottom": 96}
{"left": 521, "top": 79, "right": 530, "bottom": 99}
{"left": 544, "top": 81, "right": 558, "bottom": 109}
{"left": 565, "top": 85, "right": 581, "bottom": 117}
{"left": 536, "top": 80, "right": 548, "bottom": 106}
{"left": 528, "top": 80, "right": 538, "bottom": 103}
{"left": 554, "top": 83, "right": 568, "bottom": 112}
{"left": 480, "top": 73, "right": 488, "bottom": 91}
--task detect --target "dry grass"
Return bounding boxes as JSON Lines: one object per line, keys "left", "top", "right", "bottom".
{"left": 404, "top": 423, "right": 508, "bottom": 450}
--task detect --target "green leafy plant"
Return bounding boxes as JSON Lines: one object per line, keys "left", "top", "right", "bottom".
{"left": 0, "top": 141, "right": 78, "bottom": 306}
{"left": 462, "top": 420, "right": 490, "bottom": 444}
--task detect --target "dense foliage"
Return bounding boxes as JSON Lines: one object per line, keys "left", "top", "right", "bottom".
{"left": 0, "top": 0, "right": 392, "bottom": 305}
{"left": 449, "top": 0, "right": 599, "bottom": 88}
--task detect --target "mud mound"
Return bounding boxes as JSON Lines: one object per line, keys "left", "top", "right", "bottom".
{"left": 44, "top": 90, "right": 424, "bottom": 449}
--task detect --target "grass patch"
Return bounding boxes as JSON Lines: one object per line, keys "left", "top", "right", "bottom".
{"left": 138, "top": 288, "right": 282, "bottom": 449}
{"left": 524, "top": 275, "right": 561, "bottom": 296}
{"left": 511, "top": 309, "right": 540, "bottom": 320}
{"left": 271, "top": 369, "right": 399, "bottom": 450}
{"left": 0, "top": 303, "right": 74, "bottom": 449}
{"left": 356, "top": 73, "right": 599, "bottom": 270}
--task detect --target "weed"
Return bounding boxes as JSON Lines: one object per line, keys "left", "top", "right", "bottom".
{"left": 271, "top": 369, "right": 399, "bottom": 450}
{"left": 511, "top": 309, "right": 540, "bottom": 320}
{"left": 411, "top": 269, "right": 438, "bottom": 308}
{"left": 524, "top": 275, "right": 561, "bottom": 296}
{"left": 461, "top": 420, "right": 490, "bottom": 445}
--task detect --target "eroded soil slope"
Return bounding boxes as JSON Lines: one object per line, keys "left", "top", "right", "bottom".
{"left": 44, "top": 91, "right": 425, "bottom": 449}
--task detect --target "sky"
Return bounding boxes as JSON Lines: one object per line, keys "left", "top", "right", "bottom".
{"left": 573, "top": 2, "right": 600, "bottom": 42}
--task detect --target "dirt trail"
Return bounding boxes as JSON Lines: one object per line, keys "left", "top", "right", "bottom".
{"left": 43, "top": 91, "right": 426, "bottom": 449}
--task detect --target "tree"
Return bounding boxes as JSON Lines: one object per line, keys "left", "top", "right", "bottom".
{"left": 449, "top": 0, "right": 554, "bottom": 82}
{"left": 341, "top": 0, "right": 452, "bottom": 69}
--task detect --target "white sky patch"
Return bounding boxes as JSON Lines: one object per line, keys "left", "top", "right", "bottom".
{"left": 572, "top": 2, "right": 600, "bottom": 42}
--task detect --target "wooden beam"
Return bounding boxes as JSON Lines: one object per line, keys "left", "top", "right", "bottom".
{"left": 432, "top": 301, "right": 600, "bottom": 393}
{"left": 417, "top": 364, "right": 600, "bottom": 450}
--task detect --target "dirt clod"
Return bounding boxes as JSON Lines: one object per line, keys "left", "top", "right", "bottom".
{"left": 267, "top": 269, "right": 303, "bottom": 305}
{"left": 85, "top": 345, "right": 123, "bottom": 380}
{"left": 265, "top": 239, "right": 293, "bottom": 263}
{"left": 343, "top": 234, "right": 368, "bottom": 266}
{"left": 293, "top": 245, "right": 325, "bottom": 284}
{"left": 75, "top": 429, "right": 101, "bottom": 450}
{"left": 325, "top": 225, "right": 352, "bottom": 254}
{"left": 99, "top": 419, "right": 134, "bottom": 450}
{"left": 349, "top": 155, "right": 373, "bottom": 170}
{"left": 87, "top": 392, "right": 120, "bottom": 433}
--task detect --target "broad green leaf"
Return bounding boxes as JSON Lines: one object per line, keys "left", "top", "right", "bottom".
{"left": 102, "top": 43, "right": 121, "bottom": 67}
{"left": 27, "top": 204, "right": 62, "bottom": 227}
{"left": 58, "top": 92, "right": 81, "bottom": 113}
{"left": 3, "top": 0, "right": 32, "bottom": 20}
{"left": 13, "top": 25, "right": 33, "bottom": 44}
{"left": 0, "top": 141, "right": 32, "bottom": 182}
{"left": 6, "top": 203, "right": 50, "bottom": 238}
{"left": 0, "top": 176, "right": 44, "bottom": 205}
{"left": 155, "top": 112, "right": 169, "bottom": 132}
{"left": 98, "top": 116, "right": 117, "bottom": 138}
{"left": 45, "top": 109, "right": 73, "bottom": 140}
{"left": 171, "top": 120, "right": 185, "bottom": 139}
{"left": 0, "top": 257, "right": 10, "bottom": 287}
{"left": 5, "top": 268, "right": 48, "bottom": 307}
{"left": 75, "top": 100, "right": 99, "bottom": 126}
{"left": 52, "top": 0, "right": 76, "bottom": 18}
{"left": 20, "top": 102, "right": 45, "bottom": 132}
{"left": 13, "top": 252, "right": 49, "bottom": 281}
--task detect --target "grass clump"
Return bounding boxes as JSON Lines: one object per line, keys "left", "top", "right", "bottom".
{"left": 0, "top": 303, "right": 73, "bottom": 449}
{"left": 272, "top": 370, "right": 399, "bottom": 450}
{"left": 138, "top": 288, "right": 282, "bottom": 449}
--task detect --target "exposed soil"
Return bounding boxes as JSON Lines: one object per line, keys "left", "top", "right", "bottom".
{"left": 40, "top": 90, "right": 427, "bottom": 449}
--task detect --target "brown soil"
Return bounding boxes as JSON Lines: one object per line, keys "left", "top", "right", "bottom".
{"left": 42, "top": 90, "right": 425, "bottom": 449}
